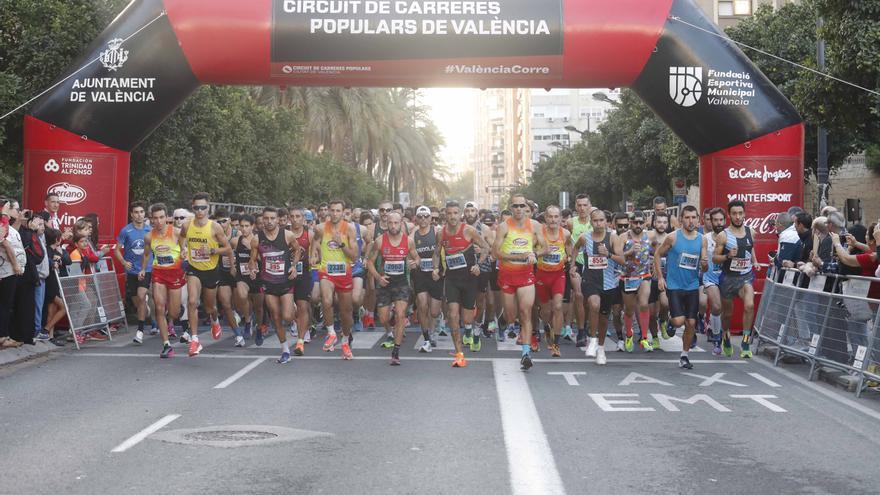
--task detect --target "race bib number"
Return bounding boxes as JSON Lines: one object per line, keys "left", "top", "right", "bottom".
{"left": 384, "top": 260, "right": 405, "bottom": 276}
{"left": 221, "top": 256, "right": 232, "bottom": 269}
{"left": 239, "top": 263, "right": 251, "bottom": 276}
{"left": 678, "top": 253, "right": 699, "bottom": 271}
{"left": 542, "top": 252, "right": 562, "bottom": 265}
{"left": 730, "top": 257, "right": 752, "bottom": 273}
{"left": 156, "top": 255, "right": 175, "bottom": 267}
{"left": 190, "top": 247, "right": 209, "bottom": 263}
{"left": 587, "top": 255, "right": 608, "bottom": 270}
{"left": 419, "top": 258, "right": 434, "bottom": 272}
{"left": 508, "top": 250, "right": 529, "bottom": 265}
{"left": 660, "top": 257, "right": 667, "bottom": 271}
{"left": 266, "top": 259, "right": 285, "bottom": 276}
{"left": 326, "top": 261, "right": 347, "bottom": 276}
{"left": 296, "top": 261, "right": 304, "bottom": 276}
{"left": 623, "top": 276, "right": 643, "bottom": 293}
{"left": 446, "top": 252, "right": 467, "bottom": 270}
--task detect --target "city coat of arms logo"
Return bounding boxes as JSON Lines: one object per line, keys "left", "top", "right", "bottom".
{"left": 99, "top": 38, "right": 128, "bottom": 72}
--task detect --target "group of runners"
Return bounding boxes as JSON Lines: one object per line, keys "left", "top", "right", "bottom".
{"left": 114, "top": 192, "right": 760, "bottom": 371}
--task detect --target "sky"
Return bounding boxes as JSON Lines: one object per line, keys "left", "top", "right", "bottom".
{"left": 421, "top": 88, "right": 478, "bottom": 177}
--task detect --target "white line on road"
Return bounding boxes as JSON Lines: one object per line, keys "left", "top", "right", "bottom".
{"left": 213, "top": 358, "right": 267, "bottom": 389}
{"left": 493, "top": 360, "right": 566, "bottom": 495}
{"left": 747, "top": 372, "right": 781, "bottom": 388}
{"left": 111, "top": 414, "right": 180, "bottom": 453}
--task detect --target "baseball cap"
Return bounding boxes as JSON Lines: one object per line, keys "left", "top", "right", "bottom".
{"left": 416, "top": 206, "right": 431, "bottom": 216}
{"left": 464, "top": 201, "right": 477, "bottom": 209}
{"left": 304, "top": 210, "right": 314, "bottom": 222}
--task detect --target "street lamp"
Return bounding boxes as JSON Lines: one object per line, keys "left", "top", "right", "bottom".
{"left": 549, "top": 141, "right": 568, "bottom": 149}
{"left": 592, "top": 91, "right": 619, "bottom": 106}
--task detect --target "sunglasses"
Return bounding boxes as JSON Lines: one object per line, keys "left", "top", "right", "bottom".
{"left": 511, "top": 203, "right": 527, "bottom": 209}
{"left": 192, "top": 205, "right": 209, "bottom": 211}
{"left": 417, "top": 214, "right": 431, "bottom": 218}
{"left": 378, "top": 208, "right": 390, "bottom": 213}
{"left": 216, "top": 219, "right": 228, "bottom": 224}
{"left": 616, "top": 223, "right": 629, "bottom": 228}
{"left": 166, "top": 220, "right": 174, "bottom": 224}
{"left": 174, "top": 216, "right": 186, "bottom": 220}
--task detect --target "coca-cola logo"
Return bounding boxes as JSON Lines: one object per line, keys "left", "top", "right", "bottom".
{"left": 728, "top": 165, "right": 792, "bottom": 183}
{"left": 47, "top": 183, "right": 87, "bottom": 205}
{"left": 742, "top": 213, "right": 779, "bottom": 235}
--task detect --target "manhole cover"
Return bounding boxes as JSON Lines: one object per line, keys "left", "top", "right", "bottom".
{"left": 150, "top": 425, "right": 331, "bottom": 448}
{"left": 184, "top": 430, "right": 279, "bottom": 442}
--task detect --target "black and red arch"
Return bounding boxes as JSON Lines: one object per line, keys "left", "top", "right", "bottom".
{"left": 24, "top": 0, "right": 803, "bottom": 259}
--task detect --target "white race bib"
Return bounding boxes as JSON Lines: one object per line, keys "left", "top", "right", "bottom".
{"left": 296, "top": 261, "right": 304, "bottom": 276}
{"left": 266, "top": 259, "right": 285, "bottom": 276}
{"left": 221, "top": 256, "right": 232, "bottom": 269}
{"left": 384, "top": 260, "right": 405, "bottom": 276}
{"left": 419, "top": 258, "right": 434, "bottom": 272}
{"left": 446, "top": 252, "right": 467, "bottom": 270}
{"left": 623, "top": 276, "right": 643, "bottom": 292}
{"left": 239, "top": 263, "right": 251, "bottom": 276}
{"left": 678, "top": 253, "right": 699, "bottom": 271}
{"left": 190, "top": 247, "right": 209, "bottom": 263}
{"left": 326, "top": 261, "right": 347, "bottom": 276}
{"left": 730, "top": 257, "right": 752, "bottom": 273}
{"left": 587, "top": 255, "right": 608, "bottom": 270}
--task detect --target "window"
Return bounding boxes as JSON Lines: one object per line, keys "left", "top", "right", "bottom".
{"left": 719, "top": 0, "right": 751, "bottom": 16}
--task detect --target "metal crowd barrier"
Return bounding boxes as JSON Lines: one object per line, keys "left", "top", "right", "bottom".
{"left": 756, "top": 266, "right": 880, "bottom": 398}
{"left": 57, "top": 257, "right": 128, "bottom": 350}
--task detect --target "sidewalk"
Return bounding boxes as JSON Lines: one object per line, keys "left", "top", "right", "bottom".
{"left": 0, "top": 340, "right": 65, "bottom": 367}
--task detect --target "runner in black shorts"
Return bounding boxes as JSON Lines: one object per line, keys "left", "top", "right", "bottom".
{"left": 213, "top": 209, "right": 241, "bottom": 347}
{"left": 230, "top": 214, "right": 262, "bottom": 341}
{"left": 411, "top": 206, "right": 443, "bottom": 353}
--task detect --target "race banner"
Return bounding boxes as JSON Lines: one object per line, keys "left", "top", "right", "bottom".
{"left": 270, "top": 0, "right": 564, "bottom": 79}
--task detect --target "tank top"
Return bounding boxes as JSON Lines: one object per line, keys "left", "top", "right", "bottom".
{"left": 499, "top": 218, "right": 534, "bottom": 273}
{"left": 620, "top": 231, "right": 651, "bottom": 279}
{"left": 377, "top": 233, "right": 409, "bottom": 287}
{"left": 537, "top": 225, "right": 565, "bottom": 272}
{"left": 721, "top": 226, "right": 754, "bottom": 275}
{"left": 648, "top": 233, "right": 668, "bottom": 278}
{"left": 258, "top": 229, "right": 292, "bottom": 284}
{"left": 291, "top": 227, "right": 310, "bottom": 276}
{"left": 570, "top": 216, "right": 593, "bottom": 265}
{"left": 352, "top": 223, "right": 364, "bottom": 275}
{"left": 185, "top": 220, "right": 219, "bottom": 271}
{"left": 441, "top": 223, "right": 476, "bottom": 274}
{"left": 151, "top": 226, "right": 181, "bottom": 271}
{"left": 666, "top": 229, "right": 702, "bottom": 291}
{"left": 414, "top": 227, "right": 438, "bottom": 273}
{"left": 704, "top": 232, "right": 723, "bottom": 277}
{"left": 582, "top": 231, "right": 617, "bottom": 289}
{"left": 473, "top": 223, "right": 493, "bottom": 273}
{"left": 235, "top": 235, "right": 256, "bottom": 279}
{"left": 320, "top": 221, "right": 351, "bottom": 276}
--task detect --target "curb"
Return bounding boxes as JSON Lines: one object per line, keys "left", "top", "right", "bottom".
{"left": 0, "top": 340, "right": 64, "bottom": 367}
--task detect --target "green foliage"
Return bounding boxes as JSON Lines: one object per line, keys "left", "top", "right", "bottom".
{"left": 866, "top": 144, "right": 880, "bottom": 174}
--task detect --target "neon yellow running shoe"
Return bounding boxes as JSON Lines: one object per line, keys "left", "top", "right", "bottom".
{"left": 625, "top": 335, "right": 634, "bottom": 353}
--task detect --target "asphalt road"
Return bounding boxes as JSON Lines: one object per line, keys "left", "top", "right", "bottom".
{"left": 1, "top": 325, "right": 879, "bottom": 495}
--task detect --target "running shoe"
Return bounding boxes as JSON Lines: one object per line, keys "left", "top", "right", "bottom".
{"left": 188, "top": 340, "right": 202, "bottom": 357}
{"left": 652, "top": 336, "right": 661, "bottom": 351}
{"left": 438, "top": 327, "right": 448, "bottom": 337}
{"left": 713, "top": 342, "right": 722, "bottom": 356}
{"left": 303, "top": 329, "right": 311, "bottom": 343}
{"left": 390, "top": 349, "right": 400, "bottom": 366}
{"left": 606, "top": 327, "right": 615, "bottom": 338}
{"left": 255, "top": 327, "right": 264, "bottom": 347}
{"left": 660, "top": 321, "right": 671, "bottom": 339}
{"left": 179, "top": 331, "right": 191, "bottom": 344}
{"left": 260, "top": 323, "right": 269, "bottom": 336}
{"left": 561, "top": 325, "right": 572, "bottom": 341}
{"left": 452, "top": 352, "right": 467, "bottom": 368}
{"left": 88, "top": 330, "right": 108, "bottom": 341}
{"left": 211, "top": 320, "right": 222, "bottom": 340}
{"left": 596, "top": 348, "right": 607, "bottom": 365}
{"left": 507, "top": 325, "right": 517, "bottom": 339}
{"left": 133, "top": 330, "right": 144, "bottom": 344}
{"left": 722, "top": 333, "right": 733, "bottom": 357}
{"left": 470, "top": 335, "right": 482, "bottom": 352}
{"left": 462, "top": 328, "right": 473, "bottom": 346}
{"left": 488, "top": 320, "right": 499, "bottom": 335}
{"left": 690, "top": 335, "right": 697, "bottom": 350}
{"left": 289, "top": 321, "right": 298, "bottom": 338}
{"left": 576, "top": 328, "right": 587, "bottom": 348}
{"left": 617, "top": 340, "right": 625, "bottom": 352}
{"left": 381, "top": 335, "right": 395, "bottom": 349}
{"left": 160, "top": 344, "right": 174, "bottom": 359}
{"left": 419, "top": 340, "right": 432, "bottom": 353}
{"left": 341, "top": 342, "right": 353, "bottom": 360}
{"left": 740, "top": 344, "right": 753, "bottom": 359}
{"left": 530, "top": 333, "right": 540, "bottom": 352}
{"left": 294, "top": 341, "right": 305, "bottom": 356}
{"left": 429, "top": 339, "right": 437, "bottom": 348}
{"left": 242, "top": 322, "right": 251, "bottom": 339}
{"left": 149, "top": 326, "right": 159, "bottom": 336}
{"left": 348, "top": 334, "right": 354, "bottom": 346}
{"left": 625, "top": 335, "right": 634, "bottom": 353}
{"left": 234, "top": 336, "right": 245, "bottom": 347}
{"left": 323, "top": 333, "right": 338, "bottom": 352}
{"left": 520, "top": 354, "right": 533, "bottom": 371}
{"left": 551, "top": 344, "right": 561, "bottom": 358}
{"left": 585, "top": 338, "right": 599, "bottom": 358}
{"left": 640, "top": 338, "right": 653, "bottom": 352}
{"left": 277, "top": 351, "right": 291, "bottom": 364}
{"left": 168, "top": 326, "right": 178, "bottom": 339}
{"left": 496, "top": 329, "right": 505, "bottom": 343}
{"left": 678, "top": 355, "right": 693, "bottom": 369}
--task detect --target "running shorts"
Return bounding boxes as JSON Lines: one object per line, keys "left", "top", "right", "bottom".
{"left": 319, "top": 270, "right": 353, "bottom": 293}
{"left": 236, "top": 276, "right": 262, "bottom": 295}
{"left": 376, "top": 283, "right": 412, "bottom": 307}
{"left": 444, "top": 272, "right": 478, "bottom": 310}
{"left": 125, "top": 273, "right": 151, "bottom": 300}
{"left": 412, "top": 270, "right": 443, "bottom": 300}
{"left": 218, "top": 269, "right": 236, "bottom": 288}
{"left": 535, "top": 269, "right": 566, "bottom": 304}
{"left": 649, "top": 279, "right": 661, "bottom": 304}
{"left": 186, "top": 266, "right": 220, "bottom": 289}
{"left": 497, "top": 268, "right": 536, "bottom": 295}
{"left": 153, "top": 269, "right": 185, "bottom": 290}
{"left": 261, "top": 281, "right": 293, "bottom": 297}
{"left": 719, "top": 271, "right": 753, "bottom": 299}
{"left": 293, "top": 272, "right": 313, "bottom": 301}
{"left": 668, "top": 289, "right": 700, "bottom": 320}
{"left": 599, "top": 287, "right": 622, "bottom": 315}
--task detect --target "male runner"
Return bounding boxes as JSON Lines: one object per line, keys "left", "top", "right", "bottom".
{"left": 535, "top": 206, "right": 572, "bottom": 358}
{"left": 288, "top": 206, "right": 314, "bottom": 356}
{"left": 230, "top": 214, "right": 263, "bottom": 343}
{"left": 114, "top": 201, "right": 152, "bottom": 343}
{"left": 712, "top": 200, "right": 757, "bottom": 358}
{"left": 566, "top": 194, "right": 593, "bottom": 347}
{"left": 464, "top": 201, "right": 494, "bottom": 348}
{"left": 654, "top": 205, "right": 707, "bottom": 369}
{"left": 573, "top": 209, "right": 619, "bottom": 364}
{"left": 613, "top": 211, "right": 656, "bottom": 352}
{"left": 648, "top": 211, "right": 672, "bottom": 349}
{"left": 139, "top": 203, "right": 185, "bottom": 358}
{"left": 703, "top": 208, "right": 726, "bottom": 355}
{"left": 366, "top": 212, "right": 418, "bottom": 365}
{"left": 433, "top": 201, "right": 491, "bottom": 367}
{"left": 179, "top": 192, "right": 231, "bottom": 356}
{"left": 411, "top": 206, "right": 443, "bottom": 353}
{"left": 310, "top": 199, "right": 359, "bottom": 360}
{"left": 214, "top": 209, "right": 243, "bottom": 347}
{"left": 493, "top": 194, "right": 547, "bottom": 370}
{"left": 249, "top": 207, "right": 301, "bottom": 364}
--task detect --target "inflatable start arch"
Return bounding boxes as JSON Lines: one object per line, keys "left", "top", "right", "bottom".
{"left": 23, "top": 0, "right": 803, "bottom": 262}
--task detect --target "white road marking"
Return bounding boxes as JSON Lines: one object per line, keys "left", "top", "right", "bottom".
{"left": 657, "top": 335, "right": 706, "bottom": 353}
{"left": 213, "top": 358, "right": 267, "bottom": 389}
{"left": 111, "top": 414, "right": 180, "bottom": 453}
{"left": 680, "top": 372, "right": 747, "bottom": 387}
{"left": 547, "top": 371, "right": 586, "bottom": 386}
{"left": 747, "top": 372, "right": 781, "bottom": 388}
{"left": 350, "top": 331, "right": 390, "bottom": 349}
{"left": 493, "top": 360, "right": 566, "bottom": 495}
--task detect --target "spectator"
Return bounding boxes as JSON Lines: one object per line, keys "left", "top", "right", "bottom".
{"left": 70, "top": 232, "right": 103, "bottom": 274}
{"left": 773, "top": 210, "right": 801, "bottom": 281}
{"left": 0, "top": 198, "right": 25, "bottom": 348}
{"left": 41, "top": 227, "right": 70, "bottom": 346}
{"left": 41, "top": 192, "right": 63, "bottom": 231}
{"left": 794, "top": 212, "right": 814, "bottom": 264}
{"left": 83, "top": 213, "right": 100, "bottom": 248}
{"left": 787, "top": 206, "right": 804, "bottom": 225}
{"left": 32, "top": 213, "right": 51, "bottom": 341}
{"left": 11, "top": 211, "right": 44, "bottom": 345}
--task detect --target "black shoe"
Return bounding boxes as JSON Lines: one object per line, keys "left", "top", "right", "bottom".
{"left": 576, "top": 328, "right": 587, "bottom": 348}
{"left": 678, "top": 355, "right": 693, "bottom": 369}
{"left": 160, "top": 344, "right": 174, "bottom": 359}
{"left": 51, "top": 337, "right": 66, "bottom": 347}
{"left": 520, "top": 354, "right": 533, "bottom": 371}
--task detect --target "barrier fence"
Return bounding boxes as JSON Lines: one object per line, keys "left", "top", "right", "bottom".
{"left": 756, "top": 266, "right": 880, "bottom": 398}
{"left": 57, "top": 257, "right": 128, "bottom": 350}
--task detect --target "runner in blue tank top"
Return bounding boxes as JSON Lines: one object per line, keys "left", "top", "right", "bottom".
{"left": 654, "top": 205, "right": 707, "bottom": 370}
